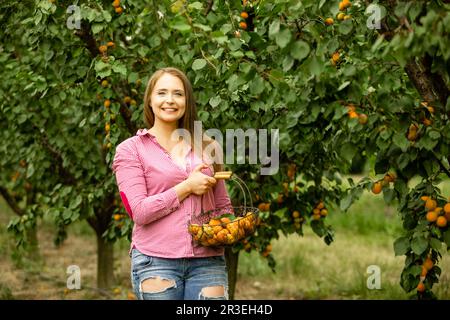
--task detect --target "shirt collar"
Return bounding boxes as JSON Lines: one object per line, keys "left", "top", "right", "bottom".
{"left": 136, "top": 128, "right": 152, "bottom": 137}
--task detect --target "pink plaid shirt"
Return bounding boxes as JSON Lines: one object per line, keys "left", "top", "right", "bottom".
{"left": 111, "top": 128, "right": 231, "bottom": 258}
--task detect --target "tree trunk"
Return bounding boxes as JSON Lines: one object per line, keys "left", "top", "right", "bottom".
{"left": 404, "top": 55, "right": 449, "bottom": 111}
{"left": 96, "top": 233, "right": 115, "bottom": 289}
{"left": 25, "top": 225, "right": 40, "bottom": 260}
{"left": 225, "top": 247, "right": 239, "bottom": 300}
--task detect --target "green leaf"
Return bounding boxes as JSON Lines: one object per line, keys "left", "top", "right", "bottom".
{"left": 275, "top": 28, "right": 292, "bottom": 49}
{"left": 397, "top": 153, "right": 409, "bottom": 170}
{"left": 128, "top": 72, "right": 139, "bottom": 84}
{"left": 192, "top": 59, "right": 207, "bottom": 70}
{"left": 430, "top": 238, "right": 442, "bottom": 251}
{"left": 393, "top": 132, "right": 409, "bottom": 152}
{"left": 79, "top": 118, "right": 87, "bottom": 128}
{"left": 209, "top": 96, "right": 221, "bottom": 108}
{"left": 290, "top": 41, "right": 310, "bottom": 60}
{"left": 308, "top": 55, "right": 323, "bottom": 77}
{"left": 393, "top": 236, "right": 410, "bottom": 256}
{"left": 337, "top": 81, "right": 351, "bottom": 91}
{"left": 94, "top": 60, "right": 112, "bottom": 78}
{"left": 249, "top": 75, "right": 264, "bottom": 95}
{"left": 268, "top": 20, "right": 280, "bottom": 39}
{"left": 169, "top": 18, "right": 191, "bottom": 32}
{"left": 338, "top": 20, "right": 353, "bottom": 35}
{"left": 92, "top": 23, "right": 103, "bottom": 34}
{"left": 188, "top": 2, "right": 203, "bottom": 10}
{"left": 383, "top": 188, "right": 395, "bottom": 204}
{"left": 112, "top": 62, "right": 127, "bottom": 76}
{"left": 340, "top": 143, "right": 357, "bottom": 162}
{"left": 428, "top": 130, "right": 440, "bottom": 140}
{"left": 443, "top": 230, "right": 450, "bottom": 248}
{"left": 102, "top": 10, "right": 112, "bottom": 22}
{"left": 411, "top": 236, "right": 428, "bottom": 255}
{"left": 339, "top": 193, "right": 353, "bottom": 211}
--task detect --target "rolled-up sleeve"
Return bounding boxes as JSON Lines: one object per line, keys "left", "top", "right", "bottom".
{"left": 112, "top": 140, "right": 180, "bottom": 226}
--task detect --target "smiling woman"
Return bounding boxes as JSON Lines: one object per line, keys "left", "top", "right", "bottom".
{"left": 112, "top": 67, "right": 232, "bottom": 300}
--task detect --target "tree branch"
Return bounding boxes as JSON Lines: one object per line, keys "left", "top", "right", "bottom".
{"left": 205, "top": 0, "right": 214, "bottom": 15}
{"left": 33, "top": 125, "right": 77, "bottom": 185}
{"left": 0, "top": 186, "right": 24, "bottom": 216}
{"left": 111, "top": 84, "right": 138, "bottom": 135}
{"left": 74, "top": 20, "right": 99, "bottom": 58}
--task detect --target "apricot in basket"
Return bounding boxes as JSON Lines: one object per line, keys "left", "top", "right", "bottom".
{"left": 188, "top": 212, "right": 258, "bottom": 247}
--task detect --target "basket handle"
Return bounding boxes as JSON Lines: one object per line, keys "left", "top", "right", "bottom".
{"left": 197, "top": 173, "right": 254, "bottom": 218}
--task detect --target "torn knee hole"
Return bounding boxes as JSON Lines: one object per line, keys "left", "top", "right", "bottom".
{"left": 201, "top": 285, "right": 225, "bottom": 298}
{"left": 141, "top": 277, "right": 176, "bottom": 293}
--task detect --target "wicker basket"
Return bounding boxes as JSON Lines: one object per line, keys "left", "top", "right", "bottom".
{"left": 188, "top": 177, "right": 260, "bottom": 247}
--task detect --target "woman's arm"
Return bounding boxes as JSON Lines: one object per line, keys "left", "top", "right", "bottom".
{"left": 112, "top": 140, "right": 182, "bottom": 226}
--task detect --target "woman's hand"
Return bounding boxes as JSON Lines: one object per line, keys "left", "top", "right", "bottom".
{"left": 186, "top": 163, "right": 216, "bottom": 196}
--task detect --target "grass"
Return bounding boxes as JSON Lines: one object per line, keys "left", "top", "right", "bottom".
{"left": 1, "top": 177, "right": 450, "bottom": 299}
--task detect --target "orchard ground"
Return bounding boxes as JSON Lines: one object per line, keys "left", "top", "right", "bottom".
{"left": 1, "top": 176, "right": 450, "bottom": 300}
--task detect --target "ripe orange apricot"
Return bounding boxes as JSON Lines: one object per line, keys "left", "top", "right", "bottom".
{"left": 436, "top": 216, "right": 447, "bottom": 228}
{"left": 348, "top": 111, "right": 359, "bottom": 119}
{"left": 425, "top": 198, "right": 437, "bottom": 211}
{"left": 420, "top": 265, "right": 427, "bottom": 277}
{"left": 332, "top": 52, "right": 340, "bottom": 62}
{"left": 417, "top": 282, "right": 425, "bottom": 293}
{"left": 104, "top": 99, "right": 111, "bottom": 108}
{"left": 239, "top": 21, "right": 247, "bottom": 29}
{"left": 426, "top": 211, "right": 438, "bottom": 222}
{"left": 240, "top": 11, "right": 249, "bottom": 19}
{"left": 358, "top": 113, "right": 368, "bottom": 124}
{"left": 372, "top": 182, "right": 382, "bottom": 194}
{"left": 325, "top": 18, "right": 334, "bottom": 25}
{"left": 258, "top": 203, "right": 266, "bottom": 211}
{"left": 423, "top": 257, "right": 433, "bottom": 271}
{"left": 444, "top": 203, "right": 450, "bottom": 214}
{"left": 115, "top": 6, "right": 123, "bottom": 14}
{"left": 99, "top": 45, "right": 108, "bottom": 54}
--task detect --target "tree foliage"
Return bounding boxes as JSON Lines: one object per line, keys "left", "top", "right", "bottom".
{"left": 0, "top": 0, "right": 449, "bottom": 298}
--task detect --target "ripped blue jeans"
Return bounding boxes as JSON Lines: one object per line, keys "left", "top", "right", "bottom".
{"left": 130, "top": 248, "right": 229, "bottom": 300}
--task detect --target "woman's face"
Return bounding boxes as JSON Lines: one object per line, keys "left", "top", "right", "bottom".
{"left": 150, "top": 73, "right": 186, "bottom": 125}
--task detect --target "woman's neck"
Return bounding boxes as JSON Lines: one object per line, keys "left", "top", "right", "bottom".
{"left": 149, "top": 120, "right": 179, "bottom": 141}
